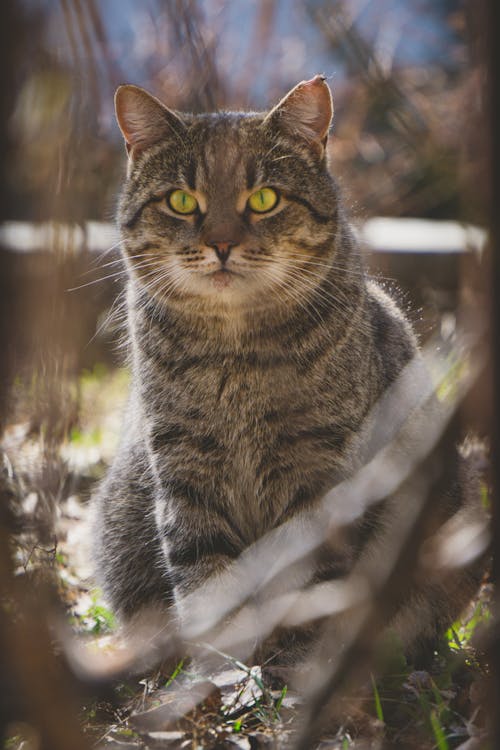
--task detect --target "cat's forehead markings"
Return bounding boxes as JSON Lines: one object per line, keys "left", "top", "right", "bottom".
{"left": 184, "top": 157, "right": 197, "bottom": 192}
{"left": 196, "top": 129, "right": 248, "bottom": 193}
{"left": 245, "top": 157, "right": 257, "bottom": 191}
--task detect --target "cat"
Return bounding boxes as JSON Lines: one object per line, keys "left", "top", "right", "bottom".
{"left": 92, "top": 75, "right": 486, "bottom": 669}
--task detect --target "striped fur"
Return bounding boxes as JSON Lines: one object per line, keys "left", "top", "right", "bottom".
{"left": 92, "top": 79, "right": 483, "bottom": 662}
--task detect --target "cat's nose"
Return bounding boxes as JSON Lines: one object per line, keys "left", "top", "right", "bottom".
{"left": 209, "top": 241, "right": 235, "bottom": 264}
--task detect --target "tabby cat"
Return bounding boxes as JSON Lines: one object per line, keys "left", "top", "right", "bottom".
{"left": 93, "top": 76, "right": 483, "bottom": 666}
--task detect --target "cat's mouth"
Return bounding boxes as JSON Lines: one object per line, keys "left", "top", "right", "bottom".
{"left": 207, "top": 268, "right": 240, "bottom": 290}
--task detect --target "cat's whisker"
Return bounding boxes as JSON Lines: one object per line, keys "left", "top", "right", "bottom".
{"left": 283, "top": 280, "right": 329, "bottom": 331}
{"left": 280, "top": 275, "right": 334, "bottom": 328}
{"left": 136, "top": 262, "right": 190, "bottom": 308}
{"left": 282, "top": 263, "right": 351, "bottom": 301}
{"left": 152, "top": 269, "right": 191, "bottom": 320}
{"left": 84, "top": 291, "right": 127, "bottom": 349}
{"left": 283, "top": 255, "right": 363, "bottom": 273}
{"left": 261, "top": 141, "right": 282, "bottom": 162}
{"left": 259, "top": 266, "right": 328, "bottom": 330}
{"left": 128, "top": 268, "right": 167, "bottom": 288}
{"left": 68, "top": 256, "right": 166, "bottom": 292}
{"left": 67, "top": 268, "right": 129, "bottom": 292}
{"left": 268, "top": 154, "right": 296, "bottom": 163}
{"left": 281, "top": 252, "right": 394, "bottom": 283}
{"left": 136, "top": 269, "right": 175, "bottom": 297}
{"left": 279, "top": 264, "right": 364, "bottom": 327}
{"left": 81, "top": 252, "right": 160, "bottom": 277}
{"left": 272, "top": 259, "right": 363, "bottom": 283}
{"left": 89, "top": 237, "right": 126, "bottom": 266}
{"left": 252, "top": 254, "right": 358, "bottom": 321}
{"left": 274, "top": 252, "right": 369, "bottom": 278}
{"left": 133, "top": 269, "right": 181, "bottom": 332}
{"left": 279, "top": 257, "right": 369, "bottom": 300}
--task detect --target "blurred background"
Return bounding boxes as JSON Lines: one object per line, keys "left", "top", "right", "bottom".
{"left": 4, "top": 0, "right": 486, "bottom": 222}
{"left": 1, "top": 0, "right": 488, "bottom": 373}
{"left": 1, "top": 0, "right": 488, "bottom": 454}
{"left": 0, "top": 2, "right": 495, "bottom": 749}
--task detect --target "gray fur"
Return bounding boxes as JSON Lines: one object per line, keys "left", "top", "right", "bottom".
{"left": 92, "top": 79, "right": 484, "bottom": 661}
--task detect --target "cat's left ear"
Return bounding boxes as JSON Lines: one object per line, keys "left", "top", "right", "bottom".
{"left": 264, "top": 75, "right": 333, "bottom": 154}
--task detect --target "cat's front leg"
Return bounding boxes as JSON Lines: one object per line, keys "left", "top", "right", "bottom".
{"left": 155, "top": 480, "right": 244, "bottom": 641}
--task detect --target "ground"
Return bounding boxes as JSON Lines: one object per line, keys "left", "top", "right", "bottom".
{"left": 2, "top": 365, "right": 493, "bottom": 750}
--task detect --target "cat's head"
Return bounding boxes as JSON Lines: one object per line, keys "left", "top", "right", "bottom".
{"left": 115, "top": 76, "right": 339, "bottom": 317}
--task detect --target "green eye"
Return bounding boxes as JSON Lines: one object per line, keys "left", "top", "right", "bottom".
{"left": 248, "top": 187, "right": 279, "bottom": 214}
{"left": 168, "top": 189, "right": 198, "bottom": 215}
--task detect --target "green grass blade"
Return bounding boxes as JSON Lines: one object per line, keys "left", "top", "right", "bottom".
{"left": 430, "top": 709, "right": 449, "bottom": 750}
{"left": 164, "top": 659, "right": 184, "bottom": 688}
{"left": 275, "top": 685, "right": 287, "bottom": 712}
{"left": 371, "top": 673, "right": 384, "bottom": 723}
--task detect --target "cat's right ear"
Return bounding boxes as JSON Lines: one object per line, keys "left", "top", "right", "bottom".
{"left": 114, "top": 85, "right": 185, "bottom": 160}
{"left": 264, "top": 75, "right": 333, "bottom": 155}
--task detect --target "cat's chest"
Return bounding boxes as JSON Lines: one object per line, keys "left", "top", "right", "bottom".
{"left": 154, "top": 354, "right": 314, "bottom": 448}
{"left": 145, "top": 350, "right": 360, "bottom": 533}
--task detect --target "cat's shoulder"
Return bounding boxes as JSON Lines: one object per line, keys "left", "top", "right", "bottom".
{"left": 365, "top": 279, "right": 418, "bottom": 386}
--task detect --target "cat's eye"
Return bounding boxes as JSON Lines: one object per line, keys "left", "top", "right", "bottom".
{"left": 168, "top": 189, "right": 198, "bottom": 215}
{"left": 247, "top": 187, "right": 279, "bottom": 214}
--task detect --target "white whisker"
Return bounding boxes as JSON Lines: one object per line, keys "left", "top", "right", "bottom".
{"left": 89, "top": 237, "right": 126, "bottom": 266}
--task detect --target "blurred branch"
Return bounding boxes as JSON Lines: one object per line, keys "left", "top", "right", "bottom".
{"left": 176, "top": 330, "right": 486, "bottom": 644}
{"left": 293, "top": 424, "right": 486, "bottom": 748}
{"left": 163, "top": 0, "right": 224, "bottom": 111}
{"left": 0, "top": 2, "right": 492, "bottom": 745}
{"left": 308, "top": 0, "right": 426, "bottom": 134}
{"left": 69, "top": 0, "right": 101, "bottom": 106}
{"left": 232, "top": 0, "right": 278, "bottom": 98}
{"left": 57, "top": 327, "right": 488, "bottom": 736}
{"left": 0, "top": 530, "right": 90, "bottom": 750}
{"left": 1, "top": 7, "right": 91, "bottom": 746}
{"left": 486, "top": 0, "right": 500, "bottom": 744}
{"left": 308, "top": 0, "right": 474, "bottom": 218}
{"left": 85, "top": 0, "right": 124, "bottom": 90}
{"left": 59, "top": 0, "right": 81, "bottom": 74}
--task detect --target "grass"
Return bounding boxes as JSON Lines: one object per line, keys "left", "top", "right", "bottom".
{"left": 72, "top": 589, "right": 116, "bottom": 635}
{"left": 446, "top": 599, "right": 492, "bottom": 656}
{"left": 201, "top": 645, "right": 289, "bottom": 731}
{"left": 371, "top": 672, "right": 385, "bottom": 723}
{"left": 164, "top": 659, "right": 185, "bottom": 689}
{"left": 4, "top": 361, "right": 493, "bottom": 750}
{"left": 67, "top": 594, "right": 491, "bottom": 749}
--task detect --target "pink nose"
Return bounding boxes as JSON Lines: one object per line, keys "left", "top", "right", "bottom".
{"left": 209, "top": 241, "right": 235, "bottom": 264}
